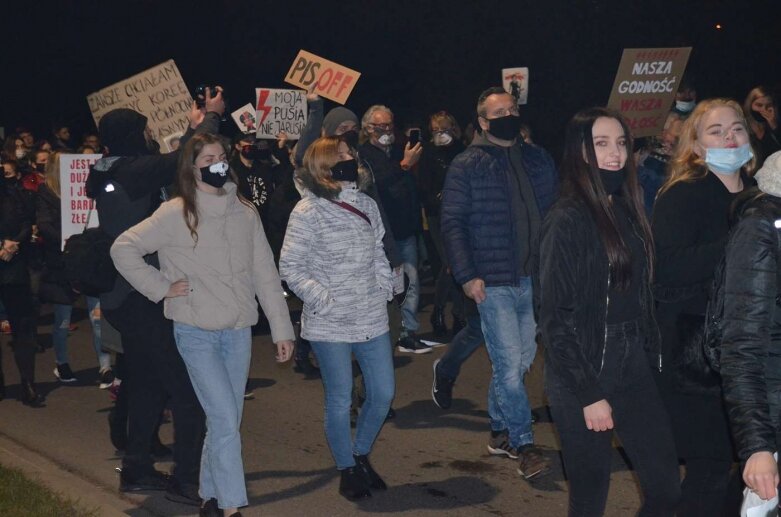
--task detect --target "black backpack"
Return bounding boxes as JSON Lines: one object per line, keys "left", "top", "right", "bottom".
{"left": 62, "top": 223, "right": 117, "bottom": 297}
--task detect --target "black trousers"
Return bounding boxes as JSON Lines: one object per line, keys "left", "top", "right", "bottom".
{"left": 0, "top": 283, "right": 37, "bottom": 383}
{"left": 104, "top": 291, "right": 205, "bottom": 484}
{"left": 546, "top": 319, "right": 681, "bottom": 517}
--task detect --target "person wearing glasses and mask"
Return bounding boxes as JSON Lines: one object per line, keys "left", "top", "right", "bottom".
{"left": 440, "top": 87, "right": 557, "bottom": 480}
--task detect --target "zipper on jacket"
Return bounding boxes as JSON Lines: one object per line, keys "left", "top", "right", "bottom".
{"left": 598, "top": 272, "right": 611, "bottom": 375}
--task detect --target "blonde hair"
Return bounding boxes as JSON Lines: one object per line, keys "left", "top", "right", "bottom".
{"left": 297, "top": 136, "right": 371, "bottom": 199}
{"left": 44, "top": 152, "right": 62, "bottom": 197}
{"left": 659, "top": 98, "right": 757, "bottom": 194}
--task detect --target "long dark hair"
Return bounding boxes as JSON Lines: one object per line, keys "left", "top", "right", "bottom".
{"left": 175, "top": 133, "right": 250, "bottom": 243}
{"left": 560, "top": 107, "right": 654, "bottom": 289}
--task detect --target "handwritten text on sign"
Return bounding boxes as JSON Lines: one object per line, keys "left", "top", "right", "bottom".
{"left": 255, "top": 89, "right": 307, "bottom": 139}
{"left": 285, "top": 50, "right": 360, "bottom": 105}
{"left": 607, "top": 47, "right": 691, "bottom": 138}
{"left": 86, "top": 60, "right": 192, "bottom": 148}
{"left": 60, "top": 154, "right": 102, "bottom": 250}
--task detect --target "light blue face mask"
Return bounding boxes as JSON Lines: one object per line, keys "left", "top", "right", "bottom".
{"left": 704, "top": 143, "right": 753, "bottom": 175}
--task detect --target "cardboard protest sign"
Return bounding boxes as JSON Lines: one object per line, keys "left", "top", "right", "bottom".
{"left": 254, "top": 89, "right": 307, "bottom": 139}
{"left": 502, "top": 67, "right": 529, "bottom": 105}
{"left": 285, "top": 50, "right": 360, "bottom": 104}
{"left": 86, "top": 60, "right": 192, "bottom": 148}
{"left": 231, "top": 103, "right": 258, "bottom": 134}
{"left": 60, "top": 154, "right": 102, "bottom": 250}
{"left": 607, "top": 47, "right": 692, "bottom": 138}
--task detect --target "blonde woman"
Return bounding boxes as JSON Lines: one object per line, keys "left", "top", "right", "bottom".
{"left": 111, "top": 133, "right": 295, "bottom": 517}
{"left": 652, "top": 98, "right": 757, "bottom": 514}
{"left": 280, "top": 136, "right": 395, "bottom": 501}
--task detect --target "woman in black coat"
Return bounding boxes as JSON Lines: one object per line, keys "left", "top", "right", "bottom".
{"left": 652, "top": 98, "right": 757, "bottom": 514}
{"left": 721, "top": 150, "right": 781, "bottom": 502}
{"left": 0, "top": 172, "right": 43, "bottom": 406}
{"left": 537, "top": 107, "right": 679, "bottom": 515}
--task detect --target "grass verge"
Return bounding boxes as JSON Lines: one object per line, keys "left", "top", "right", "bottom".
{"left": 0, "top": 463, "right": 98, "bottom": 516}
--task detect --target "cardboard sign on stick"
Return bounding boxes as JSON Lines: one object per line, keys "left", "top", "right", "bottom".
{"left": 502, "top": 67, "right": 529, "bottom": 105}
{"left": 284, "top": 50, "right": 360, "bottom": 105}
{"left": 60, "top": 154, "right": 102, "bottom": 250}
{"left": 607, "top": 47, "right": 692, "bottom": 138}
{"left": 255, "top": 89, "right": 307, "bottom": 139}
{"left": 86, "top": 60, "right": 193, "bottom": 148}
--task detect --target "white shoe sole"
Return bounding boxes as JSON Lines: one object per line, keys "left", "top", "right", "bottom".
{"left": 396, "top": 345, "right": 432, "bottom": 354}
{"left": 431, "top": 359, "right": 443, "bottom": 408}
{"left": 54, "top": 368, "right": 77, "bottom": 383}
{"left": 486, "top": 444, "right": 519, "bottom": 459}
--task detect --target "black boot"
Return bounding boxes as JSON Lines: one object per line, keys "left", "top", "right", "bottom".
{"left": 353, "top": 454, "right": 387, "bottom": 490}
{"left": 339, "top": 466, "right": 371, "bottom": 500}
{"left": 20, "top": 380, "right": 44, "bottom": 407}
{"left": 430, "top": 306, "right": 447, "bottom": 338}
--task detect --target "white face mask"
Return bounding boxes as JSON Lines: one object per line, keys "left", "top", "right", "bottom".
{"left": 676, "top": 100, "right": 696, "bottom": 113}
{"left": 433, "top": 132, "right": 453, "bottom": 146}
{"left": 14, "top": 148, "right": 26, "bottom": 159}
{"left": 377, "top": 133, "right": 394, "bottom": 146}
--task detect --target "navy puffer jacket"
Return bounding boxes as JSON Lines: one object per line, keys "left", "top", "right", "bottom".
{"left": 441, "top": 140, "right": 557, "bottom": 287}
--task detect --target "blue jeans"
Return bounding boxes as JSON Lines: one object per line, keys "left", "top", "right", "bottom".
{"left": 476, "top": 277, "right": 537, "bottom": 448}
{"left": 173, "top": 323, "right": 251, "bottom": 509}
{"left": 53, "top": 296, "right": 110, "bottom": 370}
{"left": 396, "top": 236, "right": 420, "bottom": 333}
{"left": 310, "top": 333, "right": 395, "bottom": 469}
{"left": 438, "top": 313, "right": 483, "bottom": 380}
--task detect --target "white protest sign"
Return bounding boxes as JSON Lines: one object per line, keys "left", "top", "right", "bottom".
{"left": 502, "top": 67, "right": 529, "bottom": 105}
{"left": 255, "top": 88, "right": 307, "bottom": 139}
{"left": 86, "top": 60, "right": 192, "bottom": 148}
{"left": 231, "top": 103, "right": 259, "bottom": 134}
{"left": 60, "top": 154, "right": 102, "bottom": 250}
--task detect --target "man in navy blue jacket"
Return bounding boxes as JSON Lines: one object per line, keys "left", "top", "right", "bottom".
{"left": 441, "top": 87, "right": 557, "bottom": 480}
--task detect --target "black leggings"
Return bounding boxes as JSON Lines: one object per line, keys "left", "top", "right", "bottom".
{"left": 0, "top": 283, "right": 37, "bottom": 382}
{"left": 546, "top": 319, "right": 681, "bottom": 516}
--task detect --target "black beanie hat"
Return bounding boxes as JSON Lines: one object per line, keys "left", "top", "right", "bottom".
{"left": 98, "top": 108, "right": 149, "bottom": 156}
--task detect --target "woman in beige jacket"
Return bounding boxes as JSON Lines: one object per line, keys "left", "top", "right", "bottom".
{"left": 111, "top": 133, "right": 294, "bottom": 517}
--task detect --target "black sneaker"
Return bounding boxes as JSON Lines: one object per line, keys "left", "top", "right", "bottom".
{"left": 99, "top": 368, "right": 115, "bottom": 389}
{"left": 339, "top": 466, "right": 372, "bottom": 501}
{"left": 396, "top": 335, "right": 433, "bottom": 354}
{"left": 119, "top": 469, "right": 169, "bottom": 492}
{"left": 431, "top": 359, "right": 455, "bottom": 409}
{"left": 54, "top": 363, "right": 77, "bottom": 383}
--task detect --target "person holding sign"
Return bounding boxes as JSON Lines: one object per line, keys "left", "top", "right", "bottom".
{"left": 111, "top": 133, "right": 295, "bottom": 517}
{"left": 86, "top": 89, "right": 224, "bottom": 503}
{"left": 280, "top": 135, "right": 395, "bottom": 502}
{"left": 537, "top": 107, "right": 680, "bottom": 515}
{"left": 652, "top": 99, "right": 757, "bottom": 514}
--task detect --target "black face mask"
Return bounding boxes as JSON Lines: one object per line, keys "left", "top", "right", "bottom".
{"left": 34, "top": 163, "right": 46, "bottom": 173}
{"left": 199, "top": 162, "right": 229, "bottom": 188}
{"left": 486, "top": 114, "right": 522, "bottom": 141}
{"left": 750, "top": 110, "right": 767, "bottom": 124}
{"left": 599, "top": 168, "right": 626, "bottom": 195}
{"left": 340, "top": 130, "right": 360, "bottom": 150}
{"left": 331, "top": 159, "right": 359, "bottom": 182}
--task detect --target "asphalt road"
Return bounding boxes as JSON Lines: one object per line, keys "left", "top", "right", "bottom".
{"left": 0, "top": 292, "right": 646, "bottom": 516}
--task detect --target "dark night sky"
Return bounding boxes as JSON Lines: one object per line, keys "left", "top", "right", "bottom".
{"left": 3, "top": 0, "right": 780, "bottom": 157}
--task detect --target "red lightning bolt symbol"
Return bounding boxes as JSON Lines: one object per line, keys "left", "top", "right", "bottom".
{"left": 257, "top": 90, "right": 271, "bottom": 125}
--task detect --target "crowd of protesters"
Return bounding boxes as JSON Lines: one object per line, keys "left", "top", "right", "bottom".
{"left": 2, "top": 77, "right": 781, "bottom": 517}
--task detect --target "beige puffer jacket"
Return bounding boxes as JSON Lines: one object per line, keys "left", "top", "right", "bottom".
{"left": 111, "top": 182, "right": 294, "bottom": 342}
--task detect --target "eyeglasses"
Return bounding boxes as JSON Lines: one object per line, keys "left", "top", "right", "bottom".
{"left": 369, "top": 123, "right": 394, "bottom": 131}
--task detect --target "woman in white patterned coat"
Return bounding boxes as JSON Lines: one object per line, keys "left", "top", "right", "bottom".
{"left": 280, "top": 135, "right": 395, "bottom": 502}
